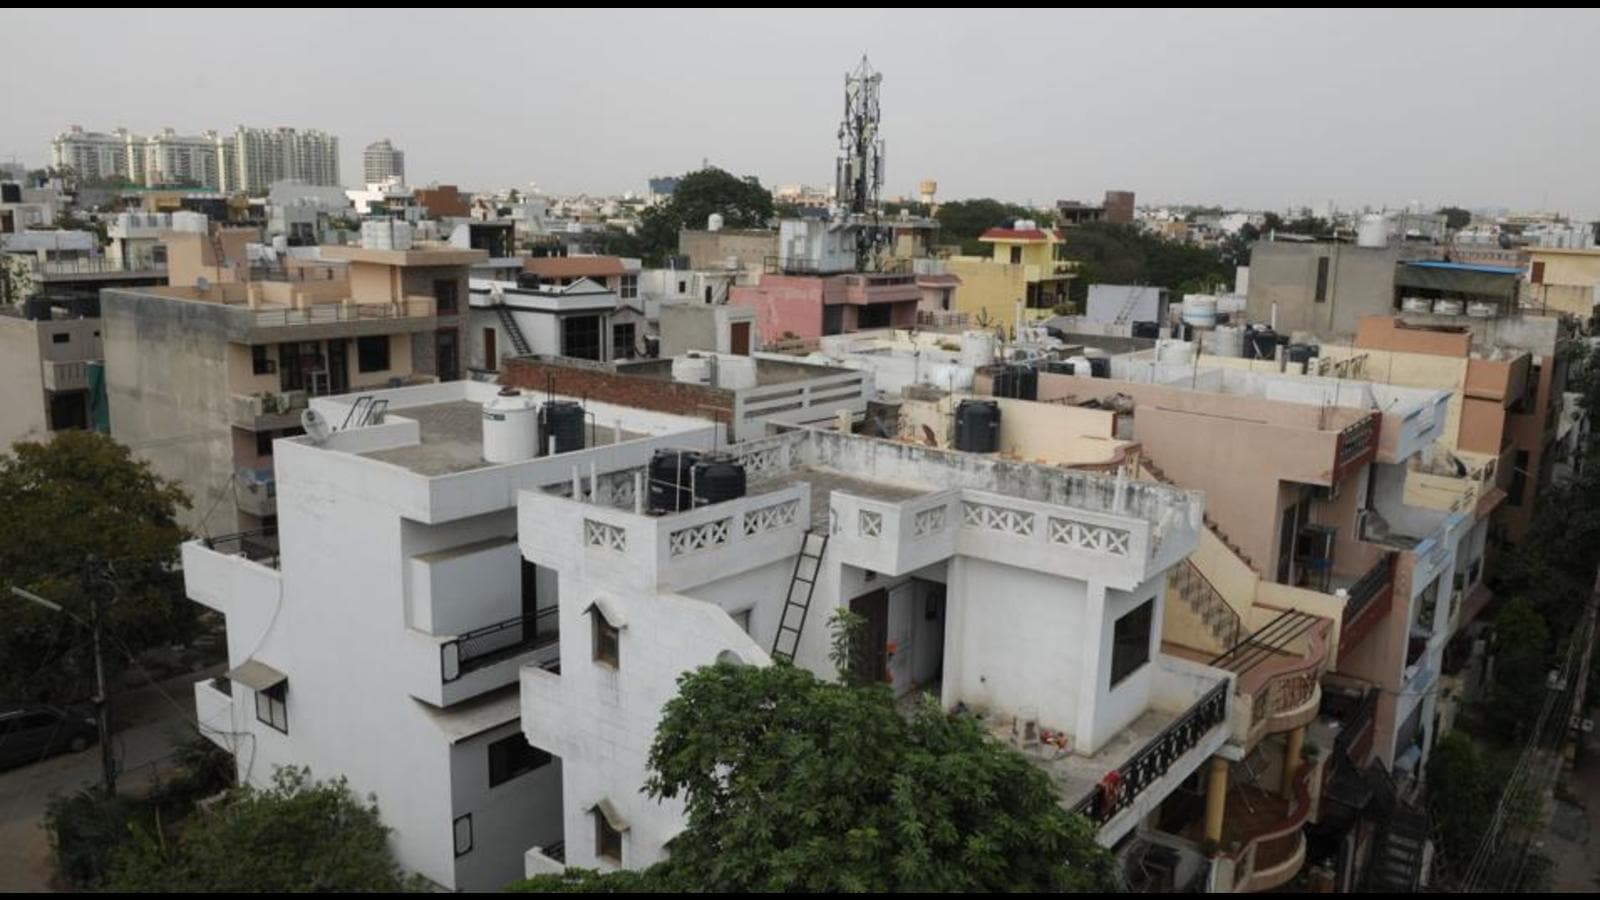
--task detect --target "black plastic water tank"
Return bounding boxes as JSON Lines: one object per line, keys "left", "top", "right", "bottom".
{"left": 991, "top": 367, "right": 1016, "bottom": 399}
{"left": 1245, "top": 328, "right": 1277, "bottom": 360}
{"left": 538, "top": 400, "right": 585, "bottom": 455}
{"left": 22, "top": 298, "right": 51, "bottom": 321}
{"left": 1015, "top": 365, "right": 1038, "bottom": 401}
{"left": 1286, "top": 344, "right": 1317, "bottom": 364}
{"left": 692, "top": 456, "right": 747, "bottom": 506}
{"left": 1087, "top": 356, "right": 1111, "bottom": 378}
{"left": 1132, "top": 321, "right": 1161, "bottom": 339}
{"left": 954, "top": 400, "right": 1001, "bottom": 453}
{"left": 648, "top": 449, "right": 700, "bottom": 513}
{"left": 0, "top": 183, "right": 20, "bottom": 204}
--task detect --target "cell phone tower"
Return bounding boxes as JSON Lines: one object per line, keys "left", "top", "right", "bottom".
{"left": 835, "top": 55, "right": 887, "bottom": 271}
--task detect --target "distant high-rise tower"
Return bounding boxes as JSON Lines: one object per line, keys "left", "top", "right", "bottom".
{"left": 834, "top": 56, "right": 887, "bottom": 270}
{"left": 233, "top": 126, "right": 340, "bottom": 194}
{"left": 364, "top": 138, "right": 405, "bottom": 187}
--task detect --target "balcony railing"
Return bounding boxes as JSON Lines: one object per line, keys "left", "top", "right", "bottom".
{"left": 202, "top": 526, "right": 280, "bottom": 568}
{"left": 26, "top": 257, "right": 168, "bottom": 277}
{"left": 1069, "top": 680, "right": 1230, "bottom": 825}
{"left": 440, "top": 607, "right": 559, "bottom": 683}
{"left": 1343, "top": 552, "right": 1396, "bottom": 627}
{"left": 250, "top": 298, "right": 435, "bottom": 327}
{"left": 43, "top": 359, "right": 90, "bottom": 392}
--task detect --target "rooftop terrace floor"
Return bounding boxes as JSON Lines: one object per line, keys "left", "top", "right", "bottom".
{"left": 360, "top": 401, "right": 632, "bottom": 476}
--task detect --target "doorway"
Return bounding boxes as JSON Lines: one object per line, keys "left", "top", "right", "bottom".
{"left": 849, "top": 588, "right": 889, "bottom": 684}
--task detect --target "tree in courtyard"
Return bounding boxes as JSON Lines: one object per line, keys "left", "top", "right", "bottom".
{"left": 634, "top": 167, "right": 775, "bottom": 265}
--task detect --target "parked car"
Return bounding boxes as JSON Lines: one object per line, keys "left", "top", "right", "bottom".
{"left": 0, "top": 704, "right": 98, "bottom": 770}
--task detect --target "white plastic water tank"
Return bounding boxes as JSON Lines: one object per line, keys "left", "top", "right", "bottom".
{"left": 1402, "top": 297, "right": 1433, "bottom": 314}
{"left": 271, "top": 235, "right": 288, "bottom": 254}
{"left": 1466, "top": 301, "right": 1499, "bottom": 318}
{"left": 1065, "top": 356, "right": 1093, "bottom": 377}
{"left": 1156, "top": 339, "right": 1196, "bottom": 364}
{"left": 959, "top": 330, "right": 996, "bottom": 367}
{"left": 715, "top": 355, "right": 758, "bottom": 390}
{"left": 671, "top": 354, "right": 712, "bottom": 384}
{"left": 1433, "top": 299, "right": 1463, "bottom": 316}
{"left": 921, "top": 363, "right": 974, "bottom": 391}
{"left": 707, "top": 213, "right": 724, "bottom": 232}
{"left": 481, "top": 389, "right": 540, "bottom": 464}
{"left": 170, "top": 211, "right": 209, "bottom": 233}
{"left": 1357, "top": 214, "right": 1389, "bottom": 248}
{"left": 1181, "top": 295, "right": 1218, "bottom": 327}
{"left": 1212, "top": 324, "right": 1245, "bottom": 358}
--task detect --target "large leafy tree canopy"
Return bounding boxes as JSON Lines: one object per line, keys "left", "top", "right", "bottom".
{"left": 0, "top": 431, "right": 193, "bottom": 702}
{"left": 1059, "top": 222, "right": 1237, "bottom": 299}
{"left": 935, "top": 198, "right": 1045, "bottom": 254}
{"left": 514, "top": 661, "right": 1111, "bottom": 892}
{"left": 108, "top": 767, "right": 425, "bottom": 892}
{"left": 634, "top": 167, "right": 775, "bottom": 265}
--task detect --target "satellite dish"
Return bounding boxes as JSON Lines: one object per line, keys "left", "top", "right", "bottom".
{"left": 301, "top": 408, "right": 332, "bottom": 444}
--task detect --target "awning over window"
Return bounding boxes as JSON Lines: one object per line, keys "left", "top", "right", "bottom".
{"left": 226, "top": 659, "right": 288, "bottom": 692}
{"left": 587, "top": 797, "right": 631, "bottom": 832}
{"left": 583, "top": 597, "right": 628, "bottom": 630}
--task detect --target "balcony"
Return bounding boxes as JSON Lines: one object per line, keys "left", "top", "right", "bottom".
{"left": 235, "top": 468, "right": 276, "bottom": 518}
{"left": 194, "top": 677, "right": 238, "bottom": 752}
{"left": 249, "top": 298, "right": 437, "bottom": 328}
{"left": 230, "top": 392, "right": 308, "bottom": 431}
{"left": 1226, "top": 756, "right": 1320, "bottom": 892}
{"left": 1065, "top": 673, "right": 1231, "bottom": 844}
{"left": 42, "top": 359, "right": 91, "bottom": 392}
{"left": 441, "top": 609, "right": 559, "bottom": 683}
{"left": 26, "top": 257, "right": 167, "bottom": 280}
{"left": 182, "top": 535, "right": 282, "bottom": 618}
{"left": 1338, "top": 553, "right": 1396, "bottom": 658}
{"left": 1209, "top": 611, "right": 1332, "bottom": 748}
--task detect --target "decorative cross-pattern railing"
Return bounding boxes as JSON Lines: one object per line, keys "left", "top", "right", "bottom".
{"left": 858, "top": 510, "right": 883, "bottom": 538}
{"left": 912, "top": 505, "right": 947, "bottom": 539}
{"left": 440, "top": 607, "right": 559, "bottom": 682}
{"left": 1070, "top": 680, "right": 1229, "bottom": 825}
{"left": 743, "top": 498, "right": 799, "bottom": 537}
{"left": 583, "top": 519, "right": 627, "bottom": 552}
{"left": 1048, "top": 516, "right": 1131, "bottom": 556}
{"left": 728, "top": 437, "right": 797, "bottom": 481}
{"left": 590, "top": 468, "right": 642, "bottom": 509}
{"left": 669, "top": 517, "right": 731, "bottom": 557}
{"left": 962, "top": 501, "right": 1035, "bottom": 538}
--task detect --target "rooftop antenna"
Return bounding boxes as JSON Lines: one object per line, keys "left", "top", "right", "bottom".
{"left": 836, "top": 55, "right": 887, "bottom": 272}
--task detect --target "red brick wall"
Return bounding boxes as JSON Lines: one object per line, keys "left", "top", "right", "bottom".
{"left": 499, "top": 358, "right": 734, "bottom": 423}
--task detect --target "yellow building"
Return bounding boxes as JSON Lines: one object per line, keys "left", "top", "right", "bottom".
{"left": 947, "top": 225, "right": 1077, "bottom": 327}
{"left": 1526, "top": 246, "right": 1600, "bottom": 317}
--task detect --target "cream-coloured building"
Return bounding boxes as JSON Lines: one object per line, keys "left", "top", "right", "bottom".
{"left": 1526, "top": 246, "right": 1600, "bottom": 317}
{"left": 947, "top": 225, "right": 1077, "bottom": 328}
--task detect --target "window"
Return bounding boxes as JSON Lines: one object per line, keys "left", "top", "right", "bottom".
{"left": 677, "top": 280, "right": 687, "bottom": 294}
{"left": 612, "top": 323, "right": 637, "bottom": 360}
{"left": 619, "top": 275, "right": 638, "bottom": 300}
{"left": 732, "top": 608, "right": 752, "bottom": 635}
{"left": 1531, "top": 260, "right": 1545, "bottom": 284}
{"left": 488, "top": 734, "right": 552, "bottom": 787}
{"left": 255, "top": 682, "right": 287, "bottom": 733}
{"left": 51, "top": 332, "right": 69, "bottom": 344}
{"left": 595, "top": 810, "right": 622, "bottom": 864}
{"left": 1314, "top": 257, "right": 1330, "bottom": 302}
{"left": 251, "top": 344, "right": 276, "bottom": 375}
{"left": 256, "top": 430, "right": 274, "bottom": 457}
{"left": 453, "top": 814, "right": 473, "bottom": 857}
{"left": 1509, "top": 450, "right": 1529, "bottom": 507}
{"left": 593, "top": 613, "right": 619, "bottom": 668}
{"left": 356, "top": 335, "right": 390, "bottom": 373}
{"left": 562, "top": 315, "right": 602, "bottom": 360}
{"left": 703, "top": 285, "right": 712, "bottom": 303}
{"left": 433, "top": 278, "right": 459, "bottom": 314}
{"left": 1009, "top": 245, "right": 1023, "bottom": 264}
{"left": 1110, "top": 600, "right": 1153, "bottom": 688}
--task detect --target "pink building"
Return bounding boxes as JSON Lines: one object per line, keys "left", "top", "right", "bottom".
{"left": 730, "top": 271, "right": 920, "bottom": 343}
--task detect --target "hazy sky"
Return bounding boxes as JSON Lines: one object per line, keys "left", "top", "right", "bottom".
{"left": 7, "top": 9, "right": 1599, "bottom": 217}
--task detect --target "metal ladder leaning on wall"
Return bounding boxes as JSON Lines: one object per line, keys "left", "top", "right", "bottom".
{"left": 771, "top": 528, "right": 829, "bottom": 664}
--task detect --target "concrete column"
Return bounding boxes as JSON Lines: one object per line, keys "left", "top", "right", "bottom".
{"left": 1282, "top": 725, "right": 1306, "bottom": 797}
{"left": 1204, "top": 756, "right": 1228, "bottom": 843}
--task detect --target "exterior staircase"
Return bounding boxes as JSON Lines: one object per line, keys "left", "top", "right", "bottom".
{"left": 1141, "top": 457, "right": 1259, "bottom": 572}
{"left": 495, "top": 304, "right": 532, "bottom": 357}
{"left": 1171, "top": 559, "right": 1243, "bottom": 649}
{"left": 1365, "top": 805, "right": 1429, "bottom": 892}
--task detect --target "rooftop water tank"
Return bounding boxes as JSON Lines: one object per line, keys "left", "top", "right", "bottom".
{"left": 921, "top": 363, "right": 975, "bottom": 392}
{"left": 1466, "top": 301, "right": 1499, "bottom": 318}
{"left": 1245, "top": 327, "right": 1278, "bottom": 360}
{"left": 482, "top": 388, "right": 539, "bottom": 464}
{"left": 1357, "top": 214, "right": 1389, "bottom": 248}
{"left": 959, "top": 330, "right": 996, "bottom": 367}
{"left": 1212, "top": 324, "right": 1245, "bottom": 358}
{"left": 538, "top": 400, "right": 585, "bottom": 455}
{"left": 1433, "top": 299, "right": 1463, "bottom": 316}
{"left": 1401, "top": 297, "right": 1433, "bottom": 314}
{"left": 954, "top": 400, "right": 1001, "bottom": 453}
{"left": 1180, "top": 295, "right": 1218, "bottom": 327}
{"left": 648, "top": 449, "right": 701, "bottom": 514}
{"left": 707, "top": 213, "right": 724, "bottom": 232}
{"left": 1156, "top": 339, "right": 1195, "bottom": 364}
{"left": 691, "top": 456, "right": 747, "bottom": 506}
{"left": 1065, "top": 356, "right": 1093, "bottom": 377}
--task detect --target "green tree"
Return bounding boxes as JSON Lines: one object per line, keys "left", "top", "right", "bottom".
{"left": 0, "top": 431, "right": 193, "bottom": 703}
{"left": 934, "top": 198, "right": 1044, "bottom": 254}
{"left": 1437, "top": 206, "right": 1472, "bottom": 231}
{"left": 513, "top": 661, "right": 1112, "bottom": 892}
{"left": 1425, "top": 732, "right": 1497, "bottom": 880}
{"left": 634, "top": 167, "right": 775, "bottom": 265}
{"left": 108, "top": 767, "right": 423, "bottom": 891}
{"left": 1057, "top": 222, "right": 1235, "bottom": 302}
